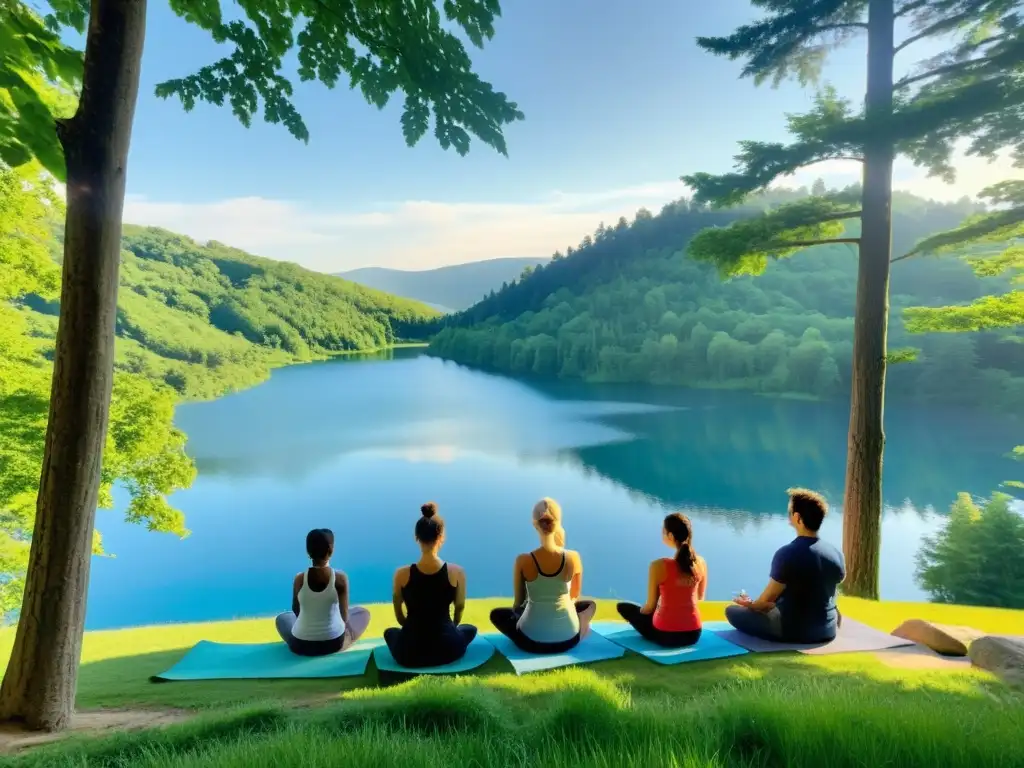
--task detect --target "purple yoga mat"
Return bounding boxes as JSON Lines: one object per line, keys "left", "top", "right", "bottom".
{"left": 706, "top": 618, "right": 916, "bottom": 655}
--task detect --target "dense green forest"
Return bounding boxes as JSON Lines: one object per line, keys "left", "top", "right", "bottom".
{"left": 429, "top": 189, "right": 1023, "bottom": 412}
{"left": 0, "top": 165, "right": 439, "bottom": 612}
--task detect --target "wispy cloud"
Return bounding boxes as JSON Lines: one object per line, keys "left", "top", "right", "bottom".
{"left": 122, "top": 148, "right": 1021, "bottom": 274}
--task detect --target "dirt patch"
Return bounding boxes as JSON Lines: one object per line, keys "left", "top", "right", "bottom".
{"left": 0, "top": 708, "right": 190, "bottom": 753}
{"left": 872, "top": 644, "right": 975, "bottom": 671}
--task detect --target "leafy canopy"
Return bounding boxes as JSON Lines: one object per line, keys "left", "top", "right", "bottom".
{"left": 899, "top": 180, "right": 1023, "bottom": 488}
{"left": 902, "top": 181, "right": 1023, "bottom": 332}
{"left": 681, "top": 1, "right": 1024, "bottom": 272}
{"left": 2, "top": 0, "right": 523, "bottom": 179}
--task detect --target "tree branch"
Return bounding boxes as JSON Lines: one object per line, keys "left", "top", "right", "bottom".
{"left": 815, "top": 23, "right": 868, "bottom": 33}
{"left": 776, "top": 237, "right": 860, "bottom": 248}
{"left": 896, "top": 53, "right": 989, "bottom": 89}
{"left": 813, "top": 209, "right": 863, "bottom": 224}
{"left": 894, "top": 9, "right": 976, "bottom": 54}
{"left": 895, "top": 0, "right": 929, "bottom": 18}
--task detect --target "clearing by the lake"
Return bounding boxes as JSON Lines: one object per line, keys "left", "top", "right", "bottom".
{"left": 0, "top": 598, "right": 1021, "bottom": 767}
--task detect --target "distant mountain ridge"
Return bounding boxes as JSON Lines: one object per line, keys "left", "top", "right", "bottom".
{"left": 337, "top": 256, "right": 550, "bottom": 311}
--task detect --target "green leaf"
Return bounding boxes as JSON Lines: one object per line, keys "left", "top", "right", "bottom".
{"left": 159, "top": 0, "right": 523, "bottom": 155}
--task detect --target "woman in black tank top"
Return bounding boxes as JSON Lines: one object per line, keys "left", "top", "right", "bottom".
{"left": 384, "top": 503, "right": 477, "bottom": 667}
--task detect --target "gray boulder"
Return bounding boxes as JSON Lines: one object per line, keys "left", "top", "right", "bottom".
{"left": 968, "top": 635, "right": 1024, "bottom": 684}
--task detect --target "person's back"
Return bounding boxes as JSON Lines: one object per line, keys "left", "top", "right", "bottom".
{"left": 403, "top": 562, "right": 457, "bottom": 629}
{"left": 519, "top": 550, "right": 578, "bottom": 643}
{"left": 653, "top": 557, "right": 703, "bottom": 633}
{"left": 772, "top": 536, "right": 844, "bottom": 642}
{"left": 292, "top": 567, "right": 345, "bottom": 641}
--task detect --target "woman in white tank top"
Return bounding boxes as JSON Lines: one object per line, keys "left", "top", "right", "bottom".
{"left": 275, "top": 528, "right": 371, "bottom": 656}
{"left": 489, "top": 498, "right": 597, "bottom": 653}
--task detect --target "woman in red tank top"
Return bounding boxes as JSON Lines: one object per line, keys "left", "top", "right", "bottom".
{"left": 616, "top": 513, "right": 707, "bottom": 647}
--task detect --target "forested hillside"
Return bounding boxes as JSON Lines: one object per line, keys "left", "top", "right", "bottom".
{"left": 429, "top": 190, "right": 1023, "bottom": 412}
{"left": 338, "top": 256, "right": 550, "bottom": 312}
{"left": 30, "top": 225, "right": 441, "bottom": 401}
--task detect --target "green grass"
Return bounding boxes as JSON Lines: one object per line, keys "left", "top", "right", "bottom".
{"left": 1, "top": 598, "right": 1022, "bottom": 766}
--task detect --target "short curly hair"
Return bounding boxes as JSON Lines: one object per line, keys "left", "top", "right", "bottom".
{"left": 787, "top": 488, "right": 828, "bottom": 532}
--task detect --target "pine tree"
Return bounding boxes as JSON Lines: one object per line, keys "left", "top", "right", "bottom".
{"left": 682, "top": 0, "right": 1024, "bottom": 598}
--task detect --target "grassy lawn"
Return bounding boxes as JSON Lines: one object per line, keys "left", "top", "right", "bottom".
{"left": 0, "top": 598, "right": 1022, "bottom": 766}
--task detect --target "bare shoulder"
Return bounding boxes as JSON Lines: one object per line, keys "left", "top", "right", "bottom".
{"left": 447, "top": 562, "right": 464, "bottom": 585}
{"left": 568, "top": 549, "right": 583, "bottom": 568}
{"left": 393, "top": 565, "right": 411, "bottom": 586}
{"left": 334, "top": 569, "right": 349, "bottom": 589}
{"left": 293, "top": 572, "right": 304, "bottom": 588}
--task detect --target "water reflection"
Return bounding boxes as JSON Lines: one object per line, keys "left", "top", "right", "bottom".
{"left": 85, "top": 351, "right": 1020, "bottom": 629}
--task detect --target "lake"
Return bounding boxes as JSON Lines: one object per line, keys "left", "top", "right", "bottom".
{"left": 87, "top": 349, "right": 1022, "bottom": 629}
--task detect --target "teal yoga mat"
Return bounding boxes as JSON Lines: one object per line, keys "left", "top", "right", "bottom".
{"left": 483, "top": 631, "right": 625, "bottom": 675}
{"left": 372, "top": 636, "right": 495, "bottom": 674}
{"left": 590, "top": 621, "right": 749, "bottom": 665}
{"left": 151, "top": 638, "right": 379, "bottom": 681}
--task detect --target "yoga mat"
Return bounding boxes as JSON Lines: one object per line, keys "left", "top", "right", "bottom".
{"left": 372, "top": 636, "right": 495, "bottom": 675}
{"left": 483, "top": 631, "right": 625, "bottom": 675}
{"left": 706, "top": 618, "right": 916, "bottom": 655}
{"left": 589, "top": 621, "right": 749, "bottom": 665}
{"left": 151, "top": 638, "right": 379, "bottom": 681}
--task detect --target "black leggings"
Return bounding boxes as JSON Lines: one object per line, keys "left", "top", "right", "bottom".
{"left": 383, "top": 624, "right": 477, "bottom": 668}
{"left": 490, "top": 600, "right": 596, "bottom": 654}
{"left": 616, "top": 602, "right": 701, "bottom": 648}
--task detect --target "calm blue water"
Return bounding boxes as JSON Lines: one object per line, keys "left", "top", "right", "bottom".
{"left": 86, "top": 350, "right": 1022, "bottom": 629}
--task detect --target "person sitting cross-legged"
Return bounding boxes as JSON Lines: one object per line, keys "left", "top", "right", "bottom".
{"left": 616, "top": 512, "right": 706, "bottom": 648}
{"left": 275, "top": 528, "right": 371, "bottom": 656}
{"left": 725, "top": 488, "right": 846, "bottom": 644}
{"left": 489, "top": 498, "right": 597, "bottom": 653}
{"left": 383, "top": 502, "right": 477, "bottom": 668}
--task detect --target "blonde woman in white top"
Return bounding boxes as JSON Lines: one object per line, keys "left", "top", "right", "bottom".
{"left": 275, "top": 528, "right": 370, "bottom": 656}
{"left": 489, "top": 498, "right": 596, "bottom": 653}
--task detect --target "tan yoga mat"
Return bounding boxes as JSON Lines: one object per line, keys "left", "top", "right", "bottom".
{"left": 703, "top": 619, "right": 916, "bottom": 655}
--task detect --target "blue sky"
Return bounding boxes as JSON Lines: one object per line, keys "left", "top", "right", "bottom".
{"left": 108, "top": 0, "right": 1015, "bottom": 272}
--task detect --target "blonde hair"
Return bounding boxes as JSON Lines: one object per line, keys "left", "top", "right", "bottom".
{"left": 533, "top": 497, "right": 566, "bottom": 547}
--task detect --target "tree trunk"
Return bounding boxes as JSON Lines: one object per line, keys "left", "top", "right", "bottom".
{"left": 842, "top": 0, "right": 895, "bottom": 600}
{"left": 0, "top": 0, "right": 147, "bottom": 732}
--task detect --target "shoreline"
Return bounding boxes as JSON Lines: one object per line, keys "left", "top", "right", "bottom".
{"left": 6, "top": 597, "right": 1022, "bottom": 640}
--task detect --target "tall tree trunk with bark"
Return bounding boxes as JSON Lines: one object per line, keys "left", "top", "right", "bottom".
{"left": 842, "top": 0, "right": 895, "bottom": 600}
{"left": 0, "top": 0, "right": 147, "bottom": 732}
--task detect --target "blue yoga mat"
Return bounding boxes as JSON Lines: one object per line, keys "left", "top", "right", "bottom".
{"left": 372, "top": 635, "right": 495, "bottom": 674}
{"left": 152, "top": 638, "right": 379, "bottom": 681}
{"left": 483, "top": 631, "right": 625, "bottom": 675}
{"left": 590, "top": 621, "right": 749, "bottom": 665}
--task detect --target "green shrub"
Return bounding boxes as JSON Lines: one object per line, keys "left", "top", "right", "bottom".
{"left": 916, "top": 492, "right": 1024, "bottom": 608}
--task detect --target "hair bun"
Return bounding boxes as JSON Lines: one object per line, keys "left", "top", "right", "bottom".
{"left": 421, "top": 502, "right": 438, "bottom": 519}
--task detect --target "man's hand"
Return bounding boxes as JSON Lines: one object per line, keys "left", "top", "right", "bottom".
{"left": 733, "top": 595, "right": 753, "bottom": 607}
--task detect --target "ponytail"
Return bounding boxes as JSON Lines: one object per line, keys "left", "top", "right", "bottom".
{"left": 674, "top": 540, "right": 696, "bottom": 578}
{"left": 664, "top": 513, "right": 696, "bottom": 577}
{"left": 554, "top": 525, "right": 566, "bottom": 548}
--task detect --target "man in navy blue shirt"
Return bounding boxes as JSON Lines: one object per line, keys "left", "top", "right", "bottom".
{"left": 726, "top": 488, "right": 846, "bottom": 643}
